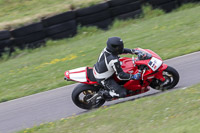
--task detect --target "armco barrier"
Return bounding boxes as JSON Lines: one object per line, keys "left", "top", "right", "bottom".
{"left": 159, "top": 1, "right": 178, "bottom": 12}
{"left": 116, "top": 9, "right": 143, "bottom": 20}
{"left": 13, "top": 31, "right": 46, "bottom": 50}
{"left": 108, "top": 0, "right": 138, "bottom": 7}
{"left": 44, "top": 20, "right": 77, "bottom": 40}
{"left": 41, "top": 11, "right": 76, "bottom": 27}
{"left": 0, "top": 0, "right": 199, "bottom": 57}
{"left": 11, "top": 22, "right": 44, "bottom": 38}
{"left": 145, "top": 0, "right": 178, "bottom": 12}
{"left": 0, "top": 39, "right": 12, "bottom": 56}
{"left": 110, "top": 1, "right": 141, "bottom": 17}
{"left": 147, "top": 0, "right": 173, "bottom": 6}
{"left": 76, "top": 2, "right": 111, "bottom": 29}
{"left": 11, "top": 22, "right": 45, "bottom": 50}
{"left": 76, "top": 10, "right": 111, "bottom": 26}
{"left": 177, "top": 0, "right": 200, "bottom": 5}
{"left": 0, "top": 30, "right": 11, "bottom": 40}
{"left": 87, "top": 18, "right": 113, "bottom": 29}
{"left": 0, "top": 30, "right": 12, "bottom": 56}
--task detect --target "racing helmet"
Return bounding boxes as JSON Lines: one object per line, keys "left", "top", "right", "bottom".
{"left": 106, "top": 37, "right": 124, "bottom": 55}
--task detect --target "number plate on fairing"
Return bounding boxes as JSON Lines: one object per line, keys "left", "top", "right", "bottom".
{"left": 148, "top": 57, "right": 162, "bottom": 71}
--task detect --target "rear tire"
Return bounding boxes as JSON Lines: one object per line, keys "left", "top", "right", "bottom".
{"left": 72, "top": 84, "right": 105, "bottom": 110}
{"left": 150, "top": 66, "right": 179, "bottom": 90}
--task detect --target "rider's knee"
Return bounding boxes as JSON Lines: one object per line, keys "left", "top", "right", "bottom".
{"left": 118, "top": 90, "right": 127, "bottom": 98}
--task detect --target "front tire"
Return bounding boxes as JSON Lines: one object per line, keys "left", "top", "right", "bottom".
{"left": 150, "top": 66, "right": 179, "bottom": 90}
{"left": 72, "top": 84, "right": 105, "bottom": 110}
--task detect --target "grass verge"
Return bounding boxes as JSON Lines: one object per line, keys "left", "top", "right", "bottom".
{"left": 0, "top": 0, "right": 104, "bottom": 30}
{"left": 0, "top": 4, "right": 200, "bottom": 102}
{"left": 18, "top": 84, "right": 200, "bottom": 133}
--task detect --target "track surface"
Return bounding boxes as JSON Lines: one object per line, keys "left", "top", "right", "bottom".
{"left": 0, "top": 51, "right": 200, "bottom": 133}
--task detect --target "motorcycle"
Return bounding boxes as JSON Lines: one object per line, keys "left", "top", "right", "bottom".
{"left": 64, "top": 48, "right": 179, "bottom": 110}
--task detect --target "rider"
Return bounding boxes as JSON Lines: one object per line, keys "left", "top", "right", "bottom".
{"left": 93, "top": 37, "right": 141, "bottom": 98}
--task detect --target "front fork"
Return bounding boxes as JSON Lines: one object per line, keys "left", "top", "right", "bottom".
{"left": 155, "top": 63, "right": 168, "bottom": 82}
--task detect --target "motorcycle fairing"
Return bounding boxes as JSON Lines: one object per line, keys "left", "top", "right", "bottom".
{"left": 65, "top": 67, "right": 87, "bottom": 82}
{"left": 119, "top": 49, "right": 168, "bottom": 91}
{"left": 154, "top": 63, "right": 168, "bottom": 82}
{"left": 65, "top": 67, "right": 98, "bottom": 84}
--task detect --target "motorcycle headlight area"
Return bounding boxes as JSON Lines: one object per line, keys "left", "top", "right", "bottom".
{"left": 148, "top": 57, "right": 163, "bottom": 71}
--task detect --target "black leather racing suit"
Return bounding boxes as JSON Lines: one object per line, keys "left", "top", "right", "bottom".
{"left": 93, "top": 48, "right": 135, "bottom": 97}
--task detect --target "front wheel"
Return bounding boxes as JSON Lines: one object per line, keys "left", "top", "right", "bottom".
{"left": 150, "top": 66, "right": 179, "bottom": 90}
{"left": 72, "top": 84, "right": 105, "bottom": 110}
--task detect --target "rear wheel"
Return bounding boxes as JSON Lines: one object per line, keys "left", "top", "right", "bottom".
{"left": 150, "top": 66, "right": 179, "bottom": 90}
{"left": 72, "top": 84, "right": 105, "bottom": 110}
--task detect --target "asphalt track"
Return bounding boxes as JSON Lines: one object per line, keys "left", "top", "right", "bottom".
{"left": 0, "top": 51, "right": 200, "bottom": 133}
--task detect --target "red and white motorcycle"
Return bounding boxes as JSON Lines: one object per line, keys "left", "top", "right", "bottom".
{"left": 64, "top": 48, "right": 179, "bottom": 110}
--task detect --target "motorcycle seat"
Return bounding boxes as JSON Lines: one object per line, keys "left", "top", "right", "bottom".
{"left": 87, "top": 67, "right": 97, "bottom": 82}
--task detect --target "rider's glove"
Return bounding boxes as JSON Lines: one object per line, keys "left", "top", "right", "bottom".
{"left": 132, "top": 49, "right": 142, "bottom": 55}
{"left": 138, "top": 52, "right": 147, "bottom": 59}
{"left": 131, "top": 73, "right": 141, "bottom": 80}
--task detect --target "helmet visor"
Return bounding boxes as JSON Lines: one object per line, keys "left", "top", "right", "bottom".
{"left": 111, "top": 44, "right": 124, "bottom": 54}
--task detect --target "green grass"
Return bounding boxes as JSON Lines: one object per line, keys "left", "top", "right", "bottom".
{"left": 0, "top": 0, "right": 104, "bottom": 30}
{"left": 1, "top": 0, "right": 199, "bottom": 30}
{"left": 18, "top": 84, "right": 200, "bottom": 133}
{"left": 0, "top": 5, "right": 200, "bottom": 103}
